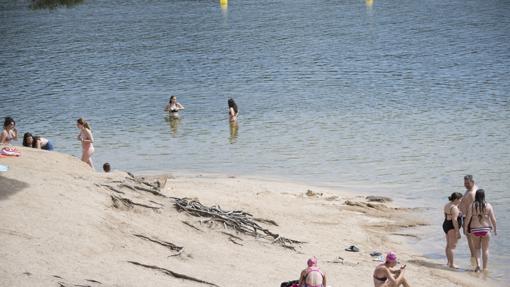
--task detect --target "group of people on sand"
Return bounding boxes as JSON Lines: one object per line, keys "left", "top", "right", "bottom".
{"left": 1, "top": 116, "right": 95, "bottom": 169}
{"left": 164, "top": 95, "right": 239, "bottom": 122}
{"left": 289, "top": 252, "right": 409, "bottom": 287}
{"left": 443, "top": 175, "right": 497, "bottom": 272}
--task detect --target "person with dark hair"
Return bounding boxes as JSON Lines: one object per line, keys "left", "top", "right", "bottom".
{"left": 22, "top": 132, "right": 54, "bottom": 151}
{"left": 443, "top": 192, "right": 463, "bottom": 268}
{"left": 76, "top": 118, "right": 94, "bottom": 169}
{"left": 103, "top": 162, "right": 111, "bottom": 173}
{"left": 458, "top": 174, "right": 478, "bottom": 266}
{"left": 0, "top": 117, "right": 18, "bottom": 145}
{"left": 373, "top": 252, "right": 410, "bottom": 287}
{"left": 464, "top": 189, "right": 497, "bottom": 272}
{"left": 299, "top": 256, "right": 327, "bottom": 287}
{"left": 164, "top": 96, "right": 184, "bottom": 118}
{"left": 228, "top": 98, "right": 238, "bottom": 122}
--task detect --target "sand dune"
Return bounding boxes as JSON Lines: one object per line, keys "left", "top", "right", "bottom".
{"left": 0, "top": 147, "right": 501, "bottom": 286}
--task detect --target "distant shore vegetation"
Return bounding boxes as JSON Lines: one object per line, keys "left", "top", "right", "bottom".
{"left": 30, "top": 0, "right": 84, "bottom": 10}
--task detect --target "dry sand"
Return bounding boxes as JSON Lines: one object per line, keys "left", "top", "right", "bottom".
{"left": 0, "top": 147, "right": 502, "bottom": 286}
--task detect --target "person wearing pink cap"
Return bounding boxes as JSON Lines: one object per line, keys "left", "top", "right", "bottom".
{"left": 372, "top": 252, "right": 410, "bottom": 287}
{"left": 298, "top": 256, "right": 327, "bottom": 287}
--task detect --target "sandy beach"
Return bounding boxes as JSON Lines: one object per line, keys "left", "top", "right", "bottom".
{"left": 0, "top": 148, "right": 502, "bottom": 287}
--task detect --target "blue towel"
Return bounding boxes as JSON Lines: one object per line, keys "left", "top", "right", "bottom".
{"left": 0, "top": 164, "right": 8, "bottom": 172}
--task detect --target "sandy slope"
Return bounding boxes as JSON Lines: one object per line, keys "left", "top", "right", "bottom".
{"left": 0, "top": 147, "right": 501, "bottom": 286}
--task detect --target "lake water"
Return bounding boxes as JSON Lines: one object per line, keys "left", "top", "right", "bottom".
{"left": 1, "top": 0, "right": 509, "bottom": 283}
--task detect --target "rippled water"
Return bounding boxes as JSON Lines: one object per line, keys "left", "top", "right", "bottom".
{"left": 1, "top": 0, "right": 509, "bottom": 283}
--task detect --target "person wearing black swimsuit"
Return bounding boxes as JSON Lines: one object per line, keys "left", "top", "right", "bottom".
{"left": 443, "top": 192, "right": 463, "bottom": 268}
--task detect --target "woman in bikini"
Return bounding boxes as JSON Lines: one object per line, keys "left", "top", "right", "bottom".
{"left": 442, "top": 192, "right": 463, "bottom": 268}
{"left": 464, "top": 189, "right": 497, "bottom": 272}
{"left": 373, "top": 252, "right": 410, "bottom": 287}
{"left": 228, "top": 98, "right": 239, "bottom": 122}
{"left": 299, "top": 257, "right": 327, "bottom": 287}
{"left": 164, "top": 96, "right": 184, "bottom": 118}
{"left": 23, "top": 132, "right": 54, "bottom": 151}
{"left": 0, "top": 117, "right": 18, "bottom": 145}
{"left": 76, "top": 118, "right": 95, "bottom": 169}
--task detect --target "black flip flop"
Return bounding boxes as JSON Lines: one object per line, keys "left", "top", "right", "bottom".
{"left": 345, "top": 245, "right": 360, "bottom": 252}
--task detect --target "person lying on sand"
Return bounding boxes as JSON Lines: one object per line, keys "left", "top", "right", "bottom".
{"left": 373, "top": 252, "right": 410, "bottom": 287}
{"left": 299, "top": 256, "right": 327, "bottom": 287}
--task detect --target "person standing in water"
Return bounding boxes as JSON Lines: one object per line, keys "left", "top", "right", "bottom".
{"left": 442, "top": 192, "right": 463, "bottom": 268}
{"left": 458, "top": 175, "right": 478, "bottom": 267}
{"left": 0, "top": 117, "right": 18, "bottom": 145}
{"left": 76, "top": 118, "right": 94, "bottom": 169}
{"left": 164, "top": 96, "right": 184, "bottom": 118}
{"left": 464, "top": 189, "right": 497, "bottom": 272}
{"left": 228, "top": 98, "right": 238, "bottom": 122}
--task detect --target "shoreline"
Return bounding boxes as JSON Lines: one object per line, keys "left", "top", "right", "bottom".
{"left": 0, "top": 148, "right": 503, "bottom": 286}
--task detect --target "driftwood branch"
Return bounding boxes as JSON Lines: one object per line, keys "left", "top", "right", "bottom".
{"left": 133, "top": 234, "right": 183, "bottom": 255}
{"left": 173, "top": 198, "right": 304, "bottom": 248}
{"left": 111, "top": 195, "right": 160, "bottom": 210}
{"left": 127, "top": 261, "right": 220, "bottom": 287}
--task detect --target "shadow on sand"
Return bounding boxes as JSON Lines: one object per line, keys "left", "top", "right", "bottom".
{"left": 0, "top": 176, "right": 29, "bottom": 200}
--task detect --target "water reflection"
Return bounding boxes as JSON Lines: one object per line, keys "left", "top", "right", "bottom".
{"left": 365, "top": 0, "right": 374, "bottom": 8}
{"left": 165, "top": 115, "right": 181, "bottom": 137}
{"left": 220, "top": 0, "right": 228, "bottom": 17}
{"left": 229, "top": 121, "right": 238, "bottom": 144}
{"left": 30, "top": 0, "right": 84, "bottom": 10}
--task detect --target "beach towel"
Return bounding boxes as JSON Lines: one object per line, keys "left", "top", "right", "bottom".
{"left": 0, "top": 164, "right": 8, "bottom": 172}
{"left": 1, "top": 147, "right": 21, "bottom": 157}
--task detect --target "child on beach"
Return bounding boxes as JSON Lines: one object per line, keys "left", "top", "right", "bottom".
{"left": 464, "top": 189, "right": 497, "bottom": 272}
{"left": 0, "top": 117, "right": 18, "bottom": 145}
{"left": 103, "top": 162, "right": 111, "bottom": 173}
{"left": 373, "top": 252, "right": 410, "bottom": 287}
{"left": 443, "top": 192, "right": 463, "bottom": 268}
{"left": 76, "top": 118, "right": 94, "bottom": 169}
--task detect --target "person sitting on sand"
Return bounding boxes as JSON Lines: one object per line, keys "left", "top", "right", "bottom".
{"left": 0, "top": 117, "right": 18, "bottom": 145}
{"left": 164, "top": 96, "right": 184, "bottom": 118}
{"left": 464, "top": 189, "right": 497, "bottom": 272}
{"left": 23, "top": 132, "right": 54, "bottom": 151}
{"left": 299, "top": 256, "right": 327, "bottom": 287}
{"left": 373, "top": 251, "right": 410, "bottom": 287}
{"left": 228, "top": 98, "right": 238, "bottom": 122}
{"left": 443, "top": 192, "right": 463, "bottom": 268}
{"left": 76, "top": 118, "right": 94, "bottom": 169}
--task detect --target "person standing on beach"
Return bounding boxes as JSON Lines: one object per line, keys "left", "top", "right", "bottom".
{"left": 164, "top": 96, "right": 184, "bottom": 118}
{"left": 442, "top": 192, "right": 463, "bottom": 268}
{"left": 373, "top": 252, "right": 410, "bottom": 287}
{"left": 0, "top": 117, "right": 18, "bottom": 145}
{"left": 458, "top": 175, "right": 478, "bottom": 266}
{"left": 464, "top": 189, "right": 497, "bottom": 272}
{"left": 228, "top": 98, "right": 238, "bottom": 122}
{"left": 76, "top": 118, "right": 94, "bottom": 169}
{"left": 299, "top": 256, "right": 327, "bottom": 287}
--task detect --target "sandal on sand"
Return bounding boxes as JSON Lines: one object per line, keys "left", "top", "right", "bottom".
{"left": 370, "top": 251, "right": 382, "bottom": 257}
{"left": 345, "top": 245, "right": 360, "bottom": 252}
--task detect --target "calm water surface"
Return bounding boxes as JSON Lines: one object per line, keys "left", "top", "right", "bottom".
{"left": 1, "top": 0, "right": 509, "bottom": 283}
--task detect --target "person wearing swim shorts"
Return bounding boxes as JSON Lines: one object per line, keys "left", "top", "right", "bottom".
{"left": 464, "top": 189, "right": 497, "bottom": 272}
{"left": 76, "top": 118, "right": 95, "bottom": 169}
{"left": 0, "top": 117, "right": 18, "bottom": 145}
{"left": 373, "top": 252, "right": 410, "bottom": 287}
{"left": 442, "top": 192, "right": 463, "bottom": 268}
{"left": 458, "top": 174, "right": 478, "bottom": 266}
{"left": 299, "top": 257, "right": 327, "bottom": 287}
